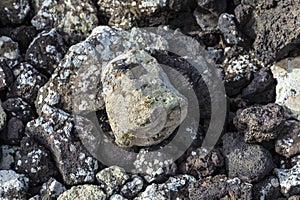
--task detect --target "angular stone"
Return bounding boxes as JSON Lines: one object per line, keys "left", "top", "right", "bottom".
{"left": 110, "top": 194, "right": 128, "bottom": 200}
{"left": 15, "top": 137, "right": 58, "bottom": 186}
{"left": 188, "top": 175, "right": 252, "bottom": 200}
{"left": 102, "top": 49, "right": 187, "bottom": 147}
{"left": 272, "top": 58, "right": 300, "bottom": 120}
{"left": 96, "top": 166, "right": 130, "bottom": 196}
{"left": 8, "top": 63, "right": 47, "bottom": 104}
{"left": 253, "top": 176, "right": 281, "bottom": 200}
{"left": 222, "top": 132, "right": 274, "bottom": 182}
{"left": 31, "top": 0, "right": 98, "bottom": 43}
{"left": 0, "top": 170, "right": 29, "bottom": 200}
{"left": 234, "top": 103, "right": 285, "bottom": 143}
{"left": 0, "top": 145, "right": 20, "bottom": 170}
{"left": 26, "top": 105, "right": 99, "bottom": 185}
{"left": 275, "top": 120, "right": 300, "bottom": 158}
{"left": 5, "top": 117, "right": 24, "bottom": 145}
{"left": 0, "top": 63, "right": 13, "bottom": 91}
{"left": 0, "top": 36, "right": 19, "bottom": 68}
{"left": 0, "top": 102, "right": 6, "bottom": 131}
{"left": 275, "top": 163, "right": 300, "bottom": 196}
{"left": 26, "top": 29, "right": 68, "bottom": 75}
{"left": 57, "top": 185, "right": 106, "bottom": 200}
{"left": 0, "top": 0, "right": 30, "bottom": 25}
{"left": 2, "top": 98, "right": 35, "bottom": 123}
{"left": 197, "top": 0, "right": 227, "bottom": 15}
{"left": 40, "top": 178, "right": 66, "bottom": 200}
{"left": 120, "top": 175, "right": 144, "bottom": 199}
{"left": 193, "top": 8, "right": 218, "bottom": 32}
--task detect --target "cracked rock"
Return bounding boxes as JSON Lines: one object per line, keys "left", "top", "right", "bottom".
{"left": 0, "top": 0, "right": 30, "bottom": 26}
{"left": 57, "top": 184, "right": 106, "bottom": 200}
{"left": 188, "top": 175, "right": 252, "bottom": 200}
{"left": 0, "top": 169, "right": 29, "bottom": 200}
{"left": 26, "top": 29, "right": 68, "bottom": 75}
{"left": 96, "top": 166, "right": 130, "bottom": 197}
{"left": 26, "top": 105, "right": 99, "bottom": 185}
{"left": 234, "top": 103, "right": 285, "bottom": 143}
{"left": 222, "top": 132, "right": 274, "bottom": 182}
{"left": 0, "top": 36, "right": 19, "bottom": 68}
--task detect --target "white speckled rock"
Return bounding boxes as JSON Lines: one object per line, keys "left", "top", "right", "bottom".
{"left": 272, "top": 57, "right": 300, "bottom": 120}
{"left": 96, "top": 166, "right": 130, "bottom": 196}
{"left": 0, "top": 0, "right": 30, "bottom": 25}
{"left": 57, "top": 184, "right": 106, "bottom": 200}
{"left": 0, "top": 170, "right": 29, "bottom": 200}
{"left": 275, "top": 163, "right": 300, "bottom": 196}
{"left": 0, "top": 102, "right": 6, "bottom": 131}
{"left": 102, "top": 49, "right": 187, "bottom": 147}
{"left": 110, "top": 194, "right": 128, "bottom": 200}
{"left": 0, "top": 36, "right": 19, "bottom": 68}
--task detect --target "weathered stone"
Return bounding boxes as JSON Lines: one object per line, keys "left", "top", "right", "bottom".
{"left": 252, "top": 176, "right": 281, "bottom": 200}
{"left": 120, "top": 175, "right": 144, "bottom": 199}
{"left": 15, "top": 137, "right": 58, "bottom": 186}
{"left": 102, "top": 49, "right": 187, "bottom": 147}
{"left": 2, "top": 98, "right": 35, "bottom": 123}
{"left": 26, "top": 29, "right": 68, "bottom": 75}
{"left": 31, "top": 0, "right": 98, "bottom": 43}
{"left": 193, "top": 8, "right": 218, "bottom": 32}
{"left": 234, "top": 4, "right": 253, "bottom": 26}
{"left": 275, "top": 120, "right": 300, "bottom": 158}
{"left": 272, "top": 57, "right": 300, "bottom": 120}
{"left": 0, "top": 63, "right": 13, "bottom": 91}
{"left": 5, "top": 117, "right": 24, "bottom": 145}
{"left": 197, "top": 0, "right": 227, "bottom": 15}
{"left": 57, "top": 185, "right": 106, "bottom": 200}
{"left": 179, "top": 147, "right": 224, "bottom": 178}
{"left": 40, "top": 178, "right": 66, "bottom": 200}
{"left": 0, "top": 102, "right": 6, "bottom": 131}
{"left": 0, "top": 36, "right": 19, "bottom": 68}
{"left": 275, "top": 163, "right": 300, "bottom": 197}
{"left": 0, "top": 170, "right": 29, "bottom": 200}
{"left": 222, "top": 132, "right": 274, "bottom": 182}
{"left": 26, "top": 105, "right": 99, "bottom": 185}
{"left": 0, "top": 145, "right": 20, "bottom": 170}
{"left": 0, "top": 0, "right": 30, "bottom": 25}
{"left": 234, "top": 103, "right": 285, "bottom": 143}
{"left": 8, "top": 63, "right": 47, "bottom": 104}
{"left": 188, "top": 175, "right": 252, "bottom": 200}
{"left": 98, "top": 0, "right": 168, "bottom": 29}
{"left": 96, "top": 166, "right": 130, "bottom": 196}
{"left": 110, "top": 194, "right": 128, "bottom": 200}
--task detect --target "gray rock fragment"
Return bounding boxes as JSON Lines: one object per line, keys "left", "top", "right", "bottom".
{"left": 57, "top": 184, "right": 106, "bottom": 200}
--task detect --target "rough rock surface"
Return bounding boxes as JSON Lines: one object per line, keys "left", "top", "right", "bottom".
{"left": 0, "top": 102, "right": 6, "bottom": 131}
{"left": 40, "top": 178, "right": 66, "bottom": 200}
{"left": 0, "top": 170, "right": 29, "bottom": 200}
{"left": 14, "top": 137, "right": 58, "bottom": 186}
{"left": 120, "top": 175, "right": 144, "bottom": 199}
{"left": 35, "top": 26, "right": 169, "bottom": 115}
{"left": 135, "top": 175, "right": 196, "bottom": 200}
{"left": 4, "top": 117, "right": 24, "bottom": 145}
{"left": 26, "top": 105, "right": 99, "bottom": 185}
{"left": 179, "top": 147, "right": 224, "bottom": 178}
{"left": 0, "top": 63, "right": 13, "bottom": 91}
{"left": 31, "top": 0, "right": 98, "bottom": 43}
{"left": 0, "top": 36, "right": 19, "bottom": 68}
{"left": 8, "top": 63, "right": 47, "bottom": 104}
{"left": 222, "top": 132, "right": 274, "bottom": 182}
{"left": 2, "top": 98, "right": 35, "bottom": 123}
{"left": 188, "top": 175, "right": 252, "bottom": 200}
{"left": 252, "top": 176, "right": 281, "bottom": 200}
{"left": 197, "top": 0, "right": 227, "bottom": 15}
{"left": 57, "top": 184, "right": 106, "bottom": 200}
{"left": 234, "top": 103, "right": 285, "bottom": 143}
{"left": 0, "top": 145, "right": 20, "bottom": 170}
{"left": 275, "top": 163, "right": 300, "bottom": 197}
{"left": 96, "top": 166, "right": 130, "bottom": 197}
{"left": 275, "top": 120, "right": 300, "bottom": 158}
{"left": 97, "top": 0, "right": 168, "bottom": 29}
{"left": 102, "top": 49, "right": 187, "bottom": 147}
{"left": 26, "top": 28, "right": 68, "bottom": 75}
{"left": 272, "top": 57, "right": 300, "bottom": 120}
{"left": 0, "top": 0, "right": 30, "bottom": 25}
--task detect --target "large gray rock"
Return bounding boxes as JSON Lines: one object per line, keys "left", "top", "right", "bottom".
{"left": 102, "top": 49, "right": 187, "bottom": 147}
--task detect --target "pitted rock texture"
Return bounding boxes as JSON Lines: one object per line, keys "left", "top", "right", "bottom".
{"left": 35, "top": 26, "right": 169, "bottom": 115}
{"left": 179, "top": 147, "right": 224, "bottom": 178}
{"left": 120, "top": 175, "right": 144, "bottom": 199}
{"left": 253, "top": 176, "right": 281, "bottom": 200}
{"left": 97, "top": 0, "right": 168, "bottom": 29}
{"left": 272, "top": 57, "right": 300, "bottom": 120}
{"left": 0, "top": 0, "right": 30, "bottom": 26}
{"left": 275, "top": 120, "right": 300, "bottom": 158}
{"left": 14, "top": 137, "right": 58, "bottom": 186}
{"left": 275, "top": 163, "right": 300, "bottom": 197}
{"left": 26, "top": 28, "right": 68, "bottom": 75}
{"left": 8, "top": 63, "right": 47, "bottom": 104}
{"left": 57, "top": 184, "right": 106, "bottom": 200}
{"left": 2, "top": 98, "right": 35, "bottom": 123}
{"left": 31, "top": 0, "right": 98, "bottom": 43}
{"left": 40, "top": 178, "right": 66, "bottom": 200}
{"left": 0, "top": 36, "right": 19, "bottom": 68}
{"left": 222, "top": 132, "right": 274, "bottom": 182}
{"left": 26, "top": 105, "right": 99, "bottom": 185}
{"left": 96, "top": 166, "right": 130, "bottom": 196}
{"left": 234, "top": 103, "right": 285, "bottom": 143}
{"left": 102, "top": 49, "right": 188, "bottom": 147}
{"left": 0, "top": 170, "right": 29, "bottom": 200}
{"left": 188, "top": 175, "right": 252, "bottom": 200}
{"left": 0, "top": 63, "right": 13, "bottom": 91}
